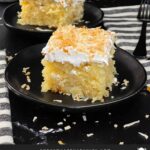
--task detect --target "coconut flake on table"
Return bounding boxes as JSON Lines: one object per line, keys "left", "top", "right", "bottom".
{"left": 122, "top": 79, "right": 129, "bottom": 87}
{"left": 72, "top": 122, "right": 76, "bottom": 125}
{"left": 138, "top": 132, "right": 149, "bottom": 140}
{"left": 35, "top": 27, "right": 53, "bottom": 32}
{"left": 57, "top": 122, "right": 63, "bottom": 126}
{"left": 39, "top": 127, "right": 54, "bottom": 134}
{"left": 86, "top": 133, "right": 94, "bottom": 137}
{"left": 123, "top": 120, "right": 140, "bottom": 128}
{"left": 145, "top": 114, "right": 149, "bottom": 119}
{"left": 108, "top": 112, "right": 112, "bottom": 116}
{"left": 64, "top": 125, "right": 71, "bottom": 131}
{"left": 95, "top": 120, "right": 99, "bottom": 124}
{"left": 119, "top": 142, "right": 124, "bottom": 145}
{"left": 82, "top": 115, "right": 87, "bottom": 122}
{"left": 53, "top": 99, "right": 62, "bottom": 103}
{"left": 114, "top": 124, "right": 118, "bottom": 128}
{"left": 32, "top": 116, "right": 37, "bottom": 122}
{"left": 66, "top": 114, "right": 70, "bottom": 118}
{"left": 58, "top": 140, "right": 65, "bottom": 145}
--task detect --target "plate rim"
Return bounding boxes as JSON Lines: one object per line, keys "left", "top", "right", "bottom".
{"left": 5, "top": 44, "right": 147, "bottom": 109}
{"left": 3, "top": 2, "right": 104, "bottom": 34}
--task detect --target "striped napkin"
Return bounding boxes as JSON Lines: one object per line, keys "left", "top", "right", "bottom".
{"left": 102, "top": 5, "right": 150, "bottom": 86}
{"left": 0, "top": 49, "right": 14, "bottom": 144}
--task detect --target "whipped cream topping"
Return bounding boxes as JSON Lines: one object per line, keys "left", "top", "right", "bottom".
{"left": 42, "top": 35, "right": 115, "bottom": 67}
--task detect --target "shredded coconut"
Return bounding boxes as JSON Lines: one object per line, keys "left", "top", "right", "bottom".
{"left": 123, "top": 120, "right": 140, "bottom": 128}
{"left": 64, "top": 125, "right": 71, "bottom": 131}
{"left": 138, "top": 132, "right": 149, "bottom": 140}
{"left": 86, "top": 133, "right": 94, "bottom": 137}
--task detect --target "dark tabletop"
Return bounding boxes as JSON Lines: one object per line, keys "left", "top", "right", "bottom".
{"left": 1, "top": 0, "right": 150, "bottom": 146}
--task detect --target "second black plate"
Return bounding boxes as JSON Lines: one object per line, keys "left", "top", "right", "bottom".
{"left": 5, "top": 44, "right": 147, "bottom": 110}
{"left": 3, "top": 2, "right": 104, "bottom": 36}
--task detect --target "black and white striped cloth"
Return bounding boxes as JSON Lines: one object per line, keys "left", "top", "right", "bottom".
{"left": 102, "top": 5, "right": 150, "bottom": 86}
{"left": 0, "top": 49, "right": 13, "bottom": 144}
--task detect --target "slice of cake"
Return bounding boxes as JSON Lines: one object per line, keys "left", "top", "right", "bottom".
{"left": 41, "top": 25, "right": 116, "bottom": 102}
{"left": 18, "top": 0, "right": 85, "bottom": 28}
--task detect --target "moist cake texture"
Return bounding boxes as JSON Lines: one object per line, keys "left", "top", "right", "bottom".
{"left": 41, "top": 25, "right": 116, "bottom": 102}
{"left": 18, "top": 0, "right": 85, "bottom": 28}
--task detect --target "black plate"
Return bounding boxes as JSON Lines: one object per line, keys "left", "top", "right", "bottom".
{"left": 5, "top": 44, "right": 147, "bottom": 109}
{"left": 3, "top": 2, "right": 104, "bottom": 35}
{"left": 0, "top": 0, "right": 17, "bottom": 3}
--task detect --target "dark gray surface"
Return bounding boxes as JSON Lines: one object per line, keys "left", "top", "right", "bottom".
{"left": 1, "top": 0, "right": 150, "bottom": 145}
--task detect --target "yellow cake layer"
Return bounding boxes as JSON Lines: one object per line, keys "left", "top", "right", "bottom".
{"left": 41, "top": 59, "right": 116, "bottom": 102}
{"left": 18, "top": 0, "right": 84, "bottom": 28}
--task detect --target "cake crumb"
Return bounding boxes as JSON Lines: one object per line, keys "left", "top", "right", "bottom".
{"left": 58, "top": 140, "right": 65, "bottom": 145}
{"left": 86, "top": 133, "right": 94, "bottom": 137}
{"left": 138, "top": 132, "right": 149, "bottom": 140}
{"left": 123, "top": 120, "right": 140, "bottom": 128}
{"left": 63, "top": 118, "right": 66, "bottom": 122}
{"left": 64, "top": 125, "right": 71, "bottom": 131}
{"left": 146, "top": 86, "right": 150, "bottom": 92}
{"left": 119, "top": 142, "right": 124, "bottom": 145}
{"left": 32, "top": 116, "right": 37, "bottom": 122}
{"left": 53, "top": 99, "right": 62, "bottom": 103}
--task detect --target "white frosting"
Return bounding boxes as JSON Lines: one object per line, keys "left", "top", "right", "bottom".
{"left": 42, "top": 37, "right": 114, "bottom": 67}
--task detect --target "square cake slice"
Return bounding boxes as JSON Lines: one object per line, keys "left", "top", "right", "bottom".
{"left": 41, "top": 25, "right": 116, "bottom": 102}
{"left": 18, "top": 0, "right": 85, "bottom": 28}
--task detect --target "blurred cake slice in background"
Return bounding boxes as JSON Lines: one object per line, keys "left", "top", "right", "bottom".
{"left": 41, "top": 25, "right": 116, "bottom": 102}
{"left": 18, "top": 0, "right": 85, "bottom": 28}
